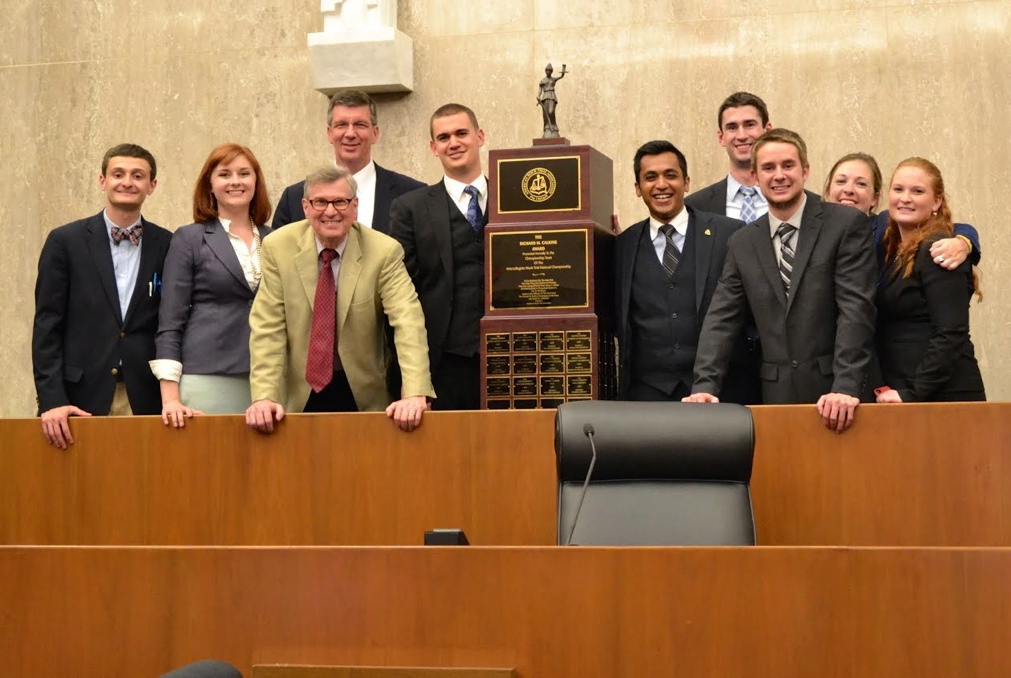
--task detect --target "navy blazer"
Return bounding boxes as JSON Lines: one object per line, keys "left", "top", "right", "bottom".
{"left": 156, "top": 220, "right": 272, "bottom": 375}
{"left": 271, "top": 163, "right": 425, "bottom": 233}
{"left": 32, "top": 212, "right": 172, "bottom": 415}
{"left": 615, "top": 208, "right": 759, "bottom": 404}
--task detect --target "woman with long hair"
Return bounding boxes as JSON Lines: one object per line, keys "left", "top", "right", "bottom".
{"left": 873, "top": 157, "right": 984, "bottom": 402}
{"left": 151, "top": 143, "right": 273, "bottom": 424}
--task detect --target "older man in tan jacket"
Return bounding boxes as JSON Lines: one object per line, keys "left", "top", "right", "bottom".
{"left": 246, "top": 165, "right": 434, "bottom": 433}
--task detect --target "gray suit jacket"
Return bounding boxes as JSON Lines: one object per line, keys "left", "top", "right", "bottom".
{"left": 156, "top": 220, "right": 272, "bottom": 375}
{"left": 692, "top": 191, "right": 876, "bottom": 403}
{"left": 684, "top": 177, "right": 729, "bottom": 215}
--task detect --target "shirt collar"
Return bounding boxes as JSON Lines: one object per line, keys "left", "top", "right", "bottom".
{"left": 768, "top": 193, "right": 807, "bottom": 237}
{"left": 103, "top": 209, "right": 142, "bottom": 242}
{"left": 443, "top": 174, "right": 488, "bottom": 201}
{"left": 353, "top": 160, "right": 377, "bottom": 186}
{"left": 315, "top": 231, "right": 350, "bottom": 259}
{"left": 648, "top": 205, "right": 689, "bottom": 242}
{"left": 727, "top": 174, "right": 765, "bottom": 202}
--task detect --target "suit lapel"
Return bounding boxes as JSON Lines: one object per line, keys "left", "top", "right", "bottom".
{"left": 373, "top": 164, "right": 393, "bottom": 234}
{"left": 337, "top": 227, "right": 363, "bottom": 334}
{"left": 85, "top": 213, "right": 124, "bottom": 323}
{"left": 204, "top": 219, "right": 250, "bottom": 291}
{"left": 427, "top": 184, "right": 454, "bottom": 281}
{"left": 750, "top": 216, "right": 789, "bottom": 309}
{"left": 618, "top": 219, "right": 648, "bottom": 330}
{"left": 123, "top": 218, "right": 163, "bottom": 327}
{"left": 690, "top": 211, "right": 714, "bottom": 311}
{"left": 296, "top": 225, "right": 321, "bottom": 310}
{"left": 785, "top": 194, "right": 824, "bottom": 314}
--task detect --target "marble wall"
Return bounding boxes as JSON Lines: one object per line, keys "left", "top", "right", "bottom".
{"left": 3, "top": 0, "right": 1007, "bottom": 416}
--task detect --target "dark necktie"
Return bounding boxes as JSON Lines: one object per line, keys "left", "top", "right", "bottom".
{"left": 739, "top": 186, "right": 757, "bottom": 224}
{"left": 463, "top": 185, "right": 483, "bottom": 231}
{"left": 111, "top": 224, "right": 143, "bottom": 246}
{"left": 659, "top": 224, "right": 681, "bottom": 278}
{"left": 776, "top": 224, "right": 797, "bottom": 296}
{"left": 306, "top": 248, "right": 339, "bottom": 392}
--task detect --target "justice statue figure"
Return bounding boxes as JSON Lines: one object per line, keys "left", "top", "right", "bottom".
{"left": 537, "top": 63, "right": 568, "bottom": 138}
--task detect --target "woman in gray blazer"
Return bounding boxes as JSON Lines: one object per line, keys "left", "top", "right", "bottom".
{"left": 150, "top": 143, "right": 273, "bottom": 425}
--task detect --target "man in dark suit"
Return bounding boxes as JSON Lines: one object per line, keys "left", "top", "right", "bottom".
{"left": 389, "top": 103, "right": 487, "bottom": 410}
{"left": 684, "top": 92, "right": 772, "bottom": 222}
{"left": 615, "top": 140, "right": 759, "bottom": 404}
{"left": 686, "top": 129, "right": 877, "bottom": 433}
{"left": 33, "top": 143, "right": 173, "bottom": 448}
{"left": 271, "top": 89, "right": 425, "bottom": 233}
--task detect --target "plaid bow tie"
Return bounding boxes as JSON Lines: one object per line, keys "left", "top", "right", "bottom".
{"left": 111, "top": 224, "right": 143, "bottom": 246}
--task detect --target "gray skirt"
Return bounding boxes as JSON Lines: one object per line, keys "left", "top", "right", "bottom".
{"left": 180, "top": 374, "right": 252, "bottom": 414}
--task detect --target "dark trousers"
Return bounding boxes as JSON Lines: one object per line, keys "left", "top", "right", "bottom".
{"left": 627, "top": 379, "right": 691, "bottom": 402}
{"left": 431, "top": 353, "right": 481, "bottom": 411}
{"left": 304, "top": 370, "right": 358, "bottom": 412}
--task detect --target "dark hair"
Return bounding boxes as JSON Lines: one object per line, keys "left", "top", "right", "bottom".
{"left": 327, "top": 89, "right": 378, "bottom": 126}
{"left": 192, "top": 143, "right": 272, "bottom": 226}
{"left": 822, "top": 152, "right": 883, "bottom": 214}
{"left": 430, "top": 103, "right": 480, "bottom": 138}
{"left": 102, "top": 143, "right": 157, "bottom": 180}
{"left": 717, "top": 92, "right": 770, "bottom": 129}
{"left": 751, "top": 128, "right": 808, "bottom": 172}
{"left": 633, "top": 140, "right": 688, "bottom": 182}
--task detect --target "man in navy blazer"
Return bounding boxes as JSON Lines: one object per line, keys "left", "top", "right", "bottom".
{"left": 33, "top": 144, "right": 172, "bottom": 448}
{"left": 685, "top": 92, "right": 773, "bottom": 221}
{"left": 616, "top": 140, "right": 760, "bottom": 404}
{"left": 271, "top": 90, "right": 424, "bottom": 233}
{"left": 389, "top": 103, "right": 488, "bottom": 410}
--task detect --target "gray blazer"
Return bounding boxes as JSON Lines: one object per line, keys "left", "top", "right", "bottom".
{"left": 692, "top": 191, "right": 876, "bottom": 403}
{"left": 156, "top": 220, "right": 272, "bottom": 375}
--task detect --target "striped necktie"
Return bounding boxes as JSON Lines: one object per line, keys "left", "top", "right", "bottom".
{"left": 776, "top": 223, "right": 797, "bottom": 296}
{"left": 659, "top": 224, "right": 681, "bottom": 278}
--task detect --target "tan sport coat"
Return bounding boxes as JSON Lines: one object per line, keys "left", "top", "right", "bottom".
{"left": 249, "top": 219, "right": 434, "bottom": 412}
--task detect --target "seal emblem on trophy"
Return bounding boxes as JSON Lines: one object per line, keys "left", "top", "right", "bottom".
{"left": 521, "top": 167, "right": 557, "bottom": 202}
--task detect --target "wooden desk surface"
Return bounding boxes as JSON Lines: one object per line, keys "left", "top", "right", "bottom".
{"left": 1, "top": 545, "right": 1009, "bottom": 677}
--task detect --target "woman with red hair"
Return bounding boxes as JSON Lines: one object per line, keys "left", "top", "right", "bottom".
{"left": 151, "top": 143, "right": 273, "bottom": 425}
{"left": 873, "top": 157, "right": 984, "bottom": 402}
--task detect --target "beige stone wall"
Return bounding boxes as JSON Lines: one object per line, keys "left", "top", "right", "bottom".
{"left": 3, "top": 0, "right": 1007, "bottom": 416}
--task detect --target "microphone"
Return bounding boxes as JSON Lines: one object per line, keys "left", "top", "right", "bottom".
{"left": 566, "top": 423, "right": 598, "bottom": 545}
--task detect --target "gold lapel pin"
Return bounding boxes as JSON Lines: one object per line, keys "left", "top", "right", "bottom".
{"left": 704, "top": 229, "right": 712, "bottom": 236}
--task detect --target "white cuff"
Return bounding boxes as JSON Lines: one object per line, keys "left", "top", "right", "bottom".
{"left": 149, "top": 359, "right": 183, "bottom": 382}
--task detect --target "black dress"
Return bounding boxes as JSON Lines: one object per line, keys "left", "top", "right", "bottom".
{"left": 875, "top": 237, "right": 985, "bottom": 401}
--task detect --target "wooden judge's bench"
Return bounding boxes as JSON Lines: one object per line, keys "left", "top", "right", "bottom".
{"left": 1, "top": 404, "right": 1009, "bottom": 676}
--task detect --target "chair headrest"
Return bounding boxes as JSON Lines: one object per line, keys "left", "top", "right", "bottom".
{"left": 555, "top": 401, "right": 754, "bottom": 483}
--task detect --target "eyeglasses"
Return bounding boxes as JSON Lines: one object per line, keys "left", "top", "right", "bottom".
{"left": 307, "top": 197, "right": 355, "bottom": 212}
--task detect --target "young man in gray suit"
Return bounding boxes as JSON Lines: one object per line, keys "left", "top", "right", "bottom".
{"left": 684, "top": 92, "right": 772, "bottom": 222}
{"left": 272, "top": 89, "right": 424, "bottom": 233}
{"left": 685, "top": 129, "right": 876, "bottom": 433}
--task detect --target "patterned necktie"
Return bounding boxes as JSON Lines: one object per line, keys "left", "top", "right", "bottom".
{"left": 659, "top": 224, "right": 681, "bottom": 278}
{"left": 776, "top": 224, "right": 797, "bottom": 296}
{"left": 463, "top": 185, "right": 483, "bottom": 231}
{"left": 306, "top": 248, "right": 339, "bottom": 392}
{"left": 739, "top": 186, "right": 757, "bottom": 224}
{"left": 111, "top": 224, "right": 143, "bottom": 246}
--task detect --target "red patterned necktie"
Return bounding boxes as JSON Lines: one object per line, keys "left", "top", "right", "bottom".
{"left": 305, "top": 248, "right": 339, "bottom": 392}
{"left": 111, "top": 224, "right": 143, "bottom": 245}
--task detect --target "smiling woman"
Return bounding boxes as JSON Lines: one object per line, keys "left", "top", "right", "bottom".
{"left": 149, "top": 143, "right": 274, "bottom": 427}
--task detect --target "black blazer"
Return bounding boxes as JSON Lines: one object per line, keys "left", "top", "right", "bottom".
{"left": 388, "top": 182, "right": 463, "bottom": 365}
{"left": 874, "top": 238, "right": 985, "bottom": 401}
{"left": 684, "top": 177, "right": 729, "bottom": 215}
{"left": 156, "top": 220, "right": 272, "bottom": 375}
{"left": 32, "top": 212, "right": 173, "bottom": 415}
{"left": 615, "top": 209, "right": 760, "bottom": 403}
{"left": 693, "top": 192, "right": 877, "bottom": 404}
{"left": 271, "top": 163, "right": 425, "bottom": 233}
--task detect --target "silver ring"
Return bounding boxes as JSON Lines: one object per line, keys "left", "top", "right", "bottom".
{"left": 938, "top": 256, "right": 945, "bottom": 263}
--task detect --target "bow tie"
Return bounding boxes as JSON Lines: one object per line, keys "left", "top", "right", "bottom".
{"left": 111, "top": 224, "right": 143, "bottom": 246}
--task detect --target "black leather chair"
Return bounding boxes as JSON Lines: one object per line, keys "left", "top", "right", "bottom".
{"left": 555, "top": 401, "right": 756, "bottom": 546}
{"left": 160, "top": 660, "right": 244, "bottom": 678}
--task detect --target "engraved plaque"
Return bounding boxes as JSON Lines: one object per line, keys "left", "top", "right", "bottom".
{"left": 540, "top": 354, "right": 565, "bottom": 373}
{"left": 513, "top": 377, "right": 538, "bottom": 397}
{"left": 514, "top": 398, "right": 539, "bottom": 409}
{"left": 486, "top": 333, "right": 511, "bottom": 354}
{"left": 540, "top": 398, "right": 566, "bottom": 409}
{"left": 566, "top": 353, "right": 593, "bottom": 374}
{"left": 487, "top": 378, "right": 512, "bottom": 397}
{"left": 566, "top": 330, "right": 592, "bottom": 351}
{"left": 512, "top": 332, "right": 538, "bottom": 352}
{"left": 489, "top": 230, "right": 589, "bottom": 310}
{"left": 496, "top": 156, "right": 581, "bottom": 214}
{"left": 486, "top": 355, "right": 511, "bottom": 376}
{"left": 540, "top": 376, "right": 565, "bottom": 396}
{"left": 513, "top": 355, "right": 538, "bottom": 374}
{"left": 567, "top": 375, "right": 592, "bottom": 396}
{"left": 487, "top": 400, "right": 511, "bottom": 410}
{"left": 539, "top": 331, "right": 565, "bottom": 352}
